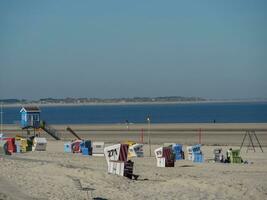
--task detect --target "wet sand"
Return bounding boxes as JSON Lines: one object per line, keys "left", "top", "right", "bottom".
{"left": 3, "top": 123, "right": 267, "bottom": 146}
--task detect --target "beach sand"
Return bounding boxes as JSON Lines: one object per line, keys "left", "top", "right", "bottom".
{"left": 1, "top": 123, "right": 267, "bottom": 199}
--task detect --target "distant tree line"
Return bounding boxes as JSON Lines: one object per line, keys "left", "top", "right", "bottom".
{"left": 0, "top": 96, "right": 206, "bottom": 105}
{"left": 0, "top": 99, "right": 27, "bottom": 104}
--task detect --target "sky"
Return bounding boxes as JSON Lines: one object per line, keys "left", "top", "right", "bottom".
{"left": 0, "top": 0, "right": 267, "bottom": 100}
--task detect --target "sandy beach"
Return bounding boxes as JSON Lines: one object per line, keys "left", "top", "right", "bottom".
{"left": 1, "top": 123, "right": 267, "bottom": 200}
{"left": 2, "top": 0, "right": 267, "bottom": 199}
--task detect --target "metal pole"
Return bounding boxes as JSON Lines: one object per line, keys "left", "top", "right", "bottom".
{"left": 0, "top": 103, "right": 3, "bottom": 134}
{"left": 248, "top": 132, "right": 255, "bottom": 152}
{"left": 141, "top": 128, "right": 144, "bottom": 143}
{"left": 253, "top": 131, "right": 264, "bottom": 153}
{"left": 240, "top": 131, "right": 248, "bottom": 151}
{"left": 147, "top": 117, "right": 151, "bottom": 157}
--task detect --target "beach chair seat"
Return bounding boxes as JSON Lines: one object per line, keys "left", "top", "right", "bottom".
{"left": 193, "top": 153, "right": 204, "bottom": 163}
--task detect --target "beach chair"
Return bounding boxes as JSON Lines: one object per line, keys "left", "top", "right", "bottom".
{"left": 214, "top": 148, "right": 223, "bottom": 162}
{"left": 128, "top": 143, "right": 144, "bottom": 158}
{"left": 172, "top": 144, "right": 184, "bottom": 160}
{"left": 230, "top": 149, "right": 242, "bottom": 164}
{"left": 186, "top": 146, "right": 193, "bottom": 161}
{"left": 64, "top": 142, "right": 72, "bottom": 153}
{"left": 2, "top": 138, "right": 16, "bottom": 153}
{"left": 32, "top": 137, "right": 47, "bottom": 151}
{"left": 155, "top": 147, "right": 175, "bottom": 167}
{"left": 80, "top": 140, "right": 92, "bottom": 156}
{"left": 104, "top": 144, "right": 139, "bottom": 179}
{"left": 92, "top": 142, "right": 105, "bottom": 156}
{"left": 71, "top": 140, "right": 82, "bottom": 153}
{"left": 190, "top": 144, "right": 204, "bottom": 163}
{"left": 20, "top": 138, "right": 28, "bottom": 153}
{"left": 0, "top": 140, "right": 10, "bottom": 155}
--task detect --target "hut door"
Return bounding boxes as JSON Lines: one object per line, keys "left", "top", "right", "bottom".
{"left": 30, "top": 115, "right": 33, "bottom": 126}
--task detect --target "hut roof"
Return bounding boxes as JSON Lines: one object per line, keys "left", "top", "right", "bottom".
{"left": 20, "top": 106, "right": 41, "bottom": 113}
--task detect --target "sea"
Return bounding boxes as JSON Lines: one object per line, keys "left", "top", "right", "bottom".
{"left": 2, "top": 102, "right": 267, "bottom": 125}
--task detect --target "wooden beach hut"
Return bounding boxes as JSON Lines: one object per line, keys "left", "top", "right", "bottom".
{"left": 20, "top": 106, "right": 41, "bottom": 128}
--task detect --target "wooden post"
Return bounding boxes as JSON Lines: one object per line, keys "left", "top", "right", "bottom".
{"left": 140, "top": 128, "right": 144, "bottom": 143}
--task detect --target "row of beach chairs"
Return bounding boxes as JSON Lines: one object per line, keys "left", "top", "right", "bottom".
{"left": 64, "top": 140, "right": 105, "bottom": 156}
{"left": 0, "top": 136, "right": 47, "bottom": 155}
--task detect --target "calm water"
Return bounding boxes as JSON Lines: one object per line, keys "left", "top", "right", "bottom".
{"left": 2, "top": 102, "right": 267, "bottom": 124}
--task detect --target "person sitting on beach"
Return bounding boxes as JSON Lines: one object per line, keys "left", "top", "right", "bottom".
{"left": 220, "top": 154, "right": 225, "bottom": 163}
{"left": 226, "top": 148, "right": 232, "bottom": 163}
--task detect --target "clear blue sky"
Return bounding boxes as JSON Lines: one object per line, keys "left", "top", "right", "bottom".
{"left": 0, "top": 0, "right": 266, "bottom": 100}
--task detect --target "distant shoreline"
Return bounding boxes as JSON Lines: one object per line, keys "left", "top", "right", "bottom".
{"left": 1, "top": 99, "right": 267, "bottom": 108}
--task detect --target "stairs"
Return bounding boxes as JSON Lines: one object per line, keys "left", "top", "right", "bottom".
{"left": 40, "top": 121, "right": 61, "bottom": 140}
{"left": 66, "top": 126, "right": 82, "bottom": 140}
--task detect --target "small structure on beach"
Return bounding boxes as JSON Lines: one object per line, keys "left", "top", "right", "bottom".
{"left": 32, "top": 137, "right": 47, "bottom": 151}
{"left": 104, "top": 144, "right": 137, "bottom": 179}
{"left": 214, "top": 148, "right": 223, "bottom": 162}
{"left": 80, "top": 140, "right": 92, "bottom": 155}
{"left": 228, "top": 149, "right": 242, "bottom": 164}
{"left": 164, "top": 143, "right": 184, "bottom": 160}
{"left": 172, "top": 144, "right": 184, "bottom": 160}
{"left": 155, "top": 146, "right": 175, "bottom": 167}
{"left": 64, "top": 142, "right": 72, "bottom": 153}
{"left": 20, "top": 106, "right": 41, "bottom": 129}
{"left": 92, "top": 142, "right": 105, "bottom": 156}
{"left": 71, "top": 140, "right": 82, "bottom": 153}
{"left": 128, "top": 143, "right": 144, "bottom": 158}
{"left": 64, "top": 140, "right": 92, "bottom": 155}
{"left": 15, "top": 136, "right": 28, "bottom": 153}
{"left": 186, "top": 146, "right": 193, "bottom": 160}
{"left": 240, "top": 130, "right": 264, "bottom": 153}
{"left": 0, "top": 140, "right": 10, "bottom": 155}
{"left": 2, "top": 137, "right": 16, "bottom": 154}
{"left": 121, "top": 141, "right": 144, "bottom": 158}
{"left": 186, "top": 144, "right": 204, "bottom": 162}
{"left": 20, "top": 107, "right": 60, "bottom": 140}
{"left": 104, "top": 144, "right": 128, "bottom": 176}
